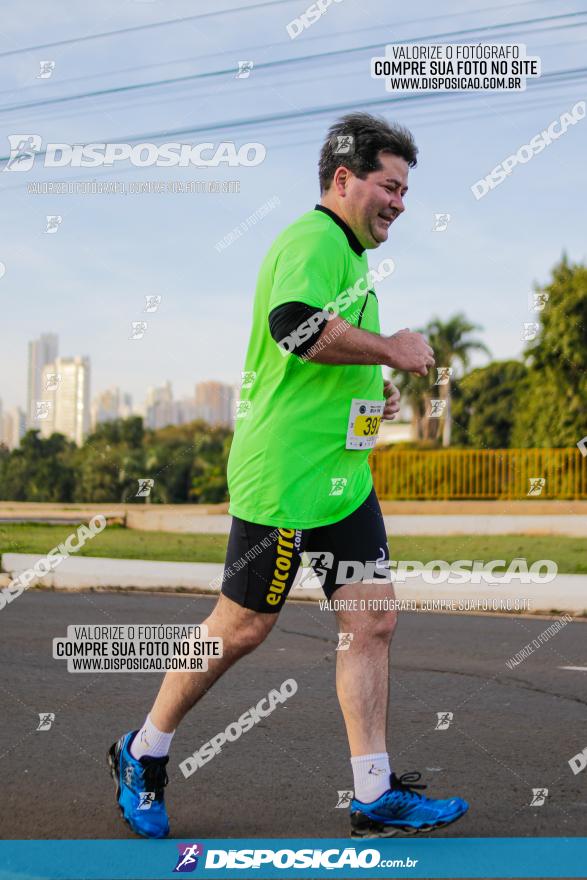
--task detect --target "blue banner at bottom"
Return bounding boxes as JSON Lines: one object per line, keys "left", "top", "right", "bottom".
{"left": 0, "top": 838, "right": 586, "bottom": 879}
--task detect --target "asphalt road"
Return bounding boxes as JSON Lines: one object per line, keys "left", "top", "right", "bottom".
{"left": 1, "top": 590, "right": 586, "bottom": 841}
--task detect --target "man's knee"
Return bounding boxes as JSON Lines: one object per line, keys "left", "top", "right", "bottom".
{"left": 233, "top": 612, "right": 277, "bottom": 655}
{"left": 212, "top": 594, "right": 278, "bottom": 656}
{"left": 351, "top": 610, "right": 398, "bottom": 644}
{"left": 373, "top": 610, "right": 398, "bottom": 640}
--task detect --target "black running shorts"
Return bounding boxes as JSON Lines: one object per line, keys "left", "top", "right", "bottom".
{"left": 221, "top": 487, "right": 391, "bottom": 613}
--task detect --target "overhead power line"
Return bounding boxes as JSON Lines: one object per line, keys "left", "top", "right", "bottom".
{"left": 0, "top": 0, "right": 546, "bottom": 99}
{"left": 0, "top": 88, "right": 581, "bottom": 194}
{"left": 0, "top": 0, "right": 298, "bottom": 59}
{"left": 1, "top": 65, "right": 585, "bottom": 166}
{"left": 1, "top": 12, "right": 586, "bottom": 117}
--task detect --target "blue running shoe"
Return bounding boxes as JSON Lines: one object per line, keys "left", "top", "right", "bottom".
{"left": 107, "top": 731, "right": 170, "bottom": 838}
{"left": 350, "top": 771, "right": 468, "bottom": 838}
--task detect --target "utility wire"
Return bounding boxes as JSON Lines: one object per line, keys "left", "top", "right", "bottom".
{"left": 0, "top": 0, "right": 300, "bottom": 59}
{"left": 0, "top": 85, "right": 581, "bottom": 194}
{"left": 0, "top": 0, "right": 547, "bottom": 94}
{"left": 1, "top": 12, "right": 586, "bottom": 117}
{"left": 1, "top": 65, "right": 585, "bottom": 165}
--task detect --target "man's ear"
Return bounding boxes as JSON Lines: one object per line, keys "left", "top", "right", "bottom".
{"left": 333, "top": 165, "right": 350, "bottom": 195}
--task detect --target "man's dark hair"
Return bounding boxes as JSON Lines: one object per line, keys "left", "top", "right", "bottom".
{"left": 318, "top": 112, "right": 418, "bottom": 193}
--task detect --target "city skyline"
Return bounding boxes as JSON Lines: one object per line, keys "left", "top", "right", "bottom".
{"left": 0, "top": 332, "right": 239, "bottom": 448}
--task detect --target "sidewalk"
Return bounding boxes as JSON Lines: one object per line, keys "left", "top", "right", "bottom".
{"left": 2, "top": 554, "right": 586, "bottom": 614}
{"left": 2, "top": 500, "right": 587, "bottom": 535}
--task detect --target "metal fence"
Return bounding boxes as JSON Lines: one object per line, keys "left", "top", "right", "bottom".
{"left": 370, "top": 448, "right": 587, "bottom": 499}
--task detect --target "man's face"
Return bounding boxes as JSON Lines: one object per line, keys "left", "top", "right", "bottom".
{"left": 342, "top": 151, "right": 409, "bottom": 249}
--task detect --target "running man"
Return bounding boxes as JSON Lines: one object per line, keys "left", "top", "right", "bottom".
{"left": 108, "top": 112, "right": 469, "bottom": 839}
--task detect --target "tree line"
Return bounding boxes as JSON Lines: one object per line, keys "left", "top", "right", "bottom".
{"left": 0, "top": 418, "right": 232, "bottom": 504}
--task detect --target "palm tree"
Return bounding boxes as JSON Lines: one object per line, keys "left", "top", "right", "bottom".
{"left": 426, "top": 315, "right": 490, "bottom": 446}
{"left": 393, "top": 370, "right": 430, "bottom": 442}
{"left": 394, "top": 314, "right": 490, "bottom": 446}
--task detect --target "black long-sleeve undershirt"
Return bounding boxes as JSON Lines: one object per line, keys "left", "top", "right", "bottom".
{"left": 268, "top": 301, "right": 327, "bottom": 357}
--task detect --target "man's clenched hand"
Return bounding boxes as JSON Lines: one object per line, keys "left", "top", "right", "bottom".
{"left": 383, "top": 380, "right": 401, "bottom": 420}
{"left": 386, "top": 328, "right": 435, "bottom": 375}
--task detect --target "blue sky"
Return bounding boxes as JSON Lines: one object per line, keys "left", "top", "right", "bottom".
{"left": 1, "top": 0, "right": 586, "bottom": 412}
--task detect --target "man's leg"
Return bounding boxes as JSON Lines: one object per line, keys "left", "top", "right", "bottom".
{"left": 333, "top": 580, "right": 468, "bottom": 836}
{"left": 149, "top": 594, "right": 278, "bottom": 732}
{"left": 315, "top": 488, "right": 469, "bottom": 835}
{"left": 108, "top": 516, "right": 305, "bottom": 838}
{"left": 307, "top": 488, "right": 397, "bottom": 761}
{"left": 135, "top": 518, "right": 302, "bottom": 742}
{"left": 107, "top": 595, "right": 278, "bottom": 839}
{"left": 333, "top": 581, "right": 397, "bottom": 757}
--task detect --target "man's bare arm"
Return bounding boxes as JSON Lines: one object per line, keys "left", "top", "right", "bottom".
{"left": 304, "top": 316, "right": 435, "bottom": 376}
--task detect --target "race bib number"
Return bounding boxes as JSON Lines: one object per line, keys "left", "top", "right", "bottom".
{"left": 346, "top": 399, "right": 384, "bottom": 450}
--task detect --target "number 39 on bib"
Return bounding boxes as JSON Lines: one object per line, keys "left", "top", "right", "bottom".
{"left": 345, "top": 399, "right": 384, "bottom": 450}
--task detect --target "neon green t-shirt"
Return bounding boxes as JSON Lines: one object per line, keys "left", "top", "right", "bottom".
{"left": 227, "top": 206, "right": 385, "bottom": 528}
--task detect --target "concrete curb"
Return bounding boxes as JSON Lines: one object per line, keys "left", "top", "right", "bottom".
{"left": 1, "top": 554, "right": 222, "bottom": 593}
{"left": 6, "top": 514, "right": 583, "bottom": 535}
{"left": 3, "top": 501, "right": 587, "bottom": 536}
{"left": 2, "top": 554, "right": 586, "bottom": 614}
{"left": 125, "top": 513, "right": 587, "bottom": 536}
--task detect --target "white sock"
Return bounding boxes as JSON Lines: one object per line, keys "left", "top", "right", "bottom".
{"left": 351, "top": 752, "right": 391, "bottom": 803}
{"left": 130, "top": 714, "right": 175, "bottom": 760}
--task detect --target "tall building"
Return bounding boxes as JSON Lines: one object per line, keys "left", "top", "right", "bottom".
{"left": 174, "top": 396, "right": 198, "bottom": 425}
{"left": 194, "top": 381, "right": 235, "bottom": 428}
{"left": 91, "top": 387, "right": 133, "bottom": 428}
{"left": 27, "top": 333, "right": 58, "bottom": 429}
{"left": 145, "top": 381, "right": 175, "bottom": 430}
{"left": 39, "top": 356, "right": 91, "bottom": 445}
{"left": 1, "top": 406, "right": 26, "bottom": 449}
